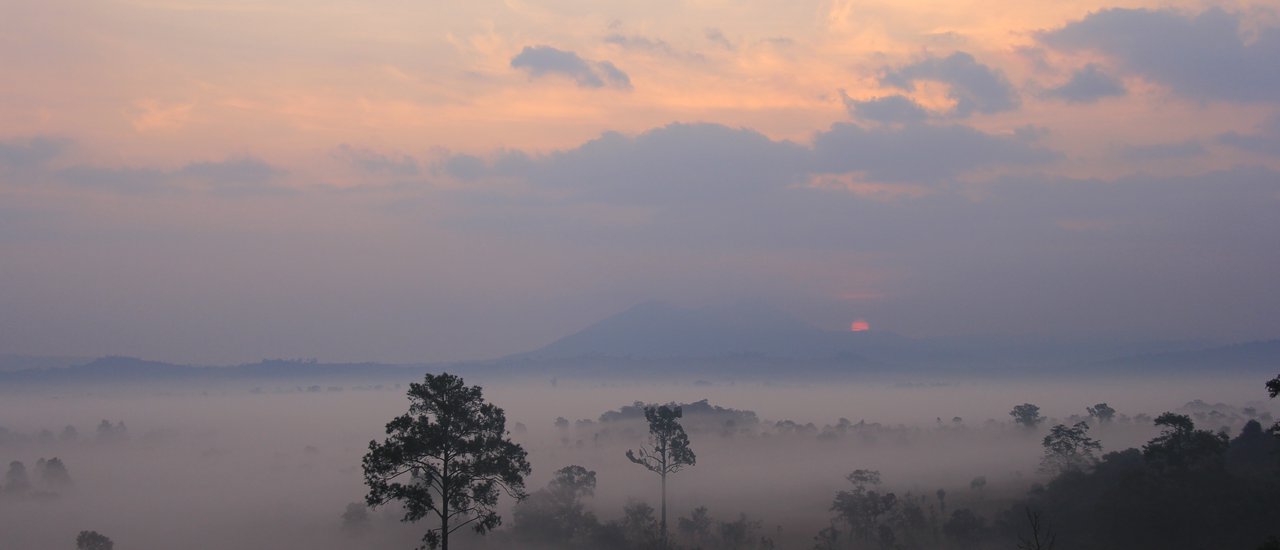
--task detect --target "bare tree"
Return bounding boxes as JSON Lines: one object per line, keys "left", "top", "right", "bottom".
{"left": 1016, "top": 508, "right": 1056, "bottom": 550}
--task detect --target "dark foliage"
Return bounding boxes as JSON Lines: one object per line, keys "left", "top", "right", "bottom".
{"left": 510, "top": 465, "right": 600, "bottom": 547}
{"left": 363, "top": 372, "right": 530, "bottom": 550}
{"left": 1010, "top": 404, "right": 1043, "bottom": 429}
{"left": 76, "top": 531, "right": 114, "bottom": 550}
{"left": 626, "top": 404, "right": 695, "bottom": 543}
{"left": 1016, "top": 411, "right": 1280, "bottom": 549}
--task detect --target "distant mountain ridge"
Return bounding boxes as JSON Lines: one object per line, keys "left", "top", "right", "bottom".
{"left": 510, "top": 301, "right": 906, "bottom": 362}
{"left": 2, "top": 302, "right": 1275, "bottom": 385}
{"left": 1105, "top": 339, "right": 1280, "bottom": 370}
{"left": 0, "top": 356, "right": 432, "bottom": 384}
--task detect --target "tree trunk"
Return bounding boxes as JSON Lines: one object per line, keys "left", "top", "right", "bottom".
{"left": 441, "top": 462, "right": 450, "bottom": 550}
{"left": 660, "top": 470, "right": 667, "bottom": 548}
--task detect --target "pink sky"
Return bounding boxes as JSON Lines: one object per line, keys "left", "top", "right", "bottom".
{"left": 2, "top": 0, "right": 1278, "bottom": 363}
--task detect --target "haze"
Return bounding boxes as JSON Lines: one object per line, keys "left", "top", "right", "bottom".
{"left": 3, "top": 1, "right": 1280, "bottom": 549}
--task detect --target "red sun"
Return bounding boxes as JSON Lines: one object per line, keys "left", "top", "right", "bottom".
{"left": 850, "top": 319, "right": 871, "bottom": 332}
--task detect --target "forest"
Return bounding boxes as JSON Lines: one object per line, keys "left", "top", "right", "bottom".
{"left": 3, "top": 373, "right": 1276, "bottom": 550}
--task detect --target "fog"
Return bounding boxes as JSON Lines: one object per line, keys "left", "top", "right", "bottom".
{"left": 3, "top": 371, "right": 1273, "bottom": 549}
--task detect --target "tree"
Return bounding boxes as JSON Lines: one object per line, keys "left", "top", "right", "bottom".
{"left": 618, "top": 500, "right": 662, "bottom": 549}
{"left": 1086, "top": 403, "right": 1116, "bottom": 424}
{"left": 1015, "top": 508, "right": 1056, "bottom": 550}
{"left": 1010, "top": 404, "right": 1044, "bottom": 429}
{"left": 1268, "top": 374, "right": 1280, "bottom": 437}
{"left": 362, "top": 372, "right": 531, "bottom": 550}
{"left": 626, "top": 404, "right": 695, "bottom": 546}
{"left": 831, "top": 470, "right": 896, "bottom": 544}
{"left": 3, "top": 461, "right": 30, "bottom": 496}
{"left": 1142, "top": 412, "right": 1229, "bottom": 472}
{"left": 41, "top": 457, "right": 72, "bottom": 488}
{"left": 1040, "top": 422, "right": 1103, "bottom": 475}
{"left": 678, "top": 506, "right": 713, "bottom": 547}
{"left": 942, "top": 509, "right": 986, "bottom": 550}
{"left": 341, "top": 502, "right": 371, "bottom": 534}
{"left": 969, "top": 475, "right": 987, "bottom": 494}
{"left": 511, "top": 465, "right": 600, "bottom": 546}
{"left": 1225, "top": 420, "right": 1280, "bottom": 478}
{"left": 76, "top": 531, "right": 114, "bottom": 550}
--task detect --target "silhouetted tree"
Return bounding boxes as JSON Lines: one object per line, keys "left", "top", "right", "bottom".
{"left": 362, "top": 372, "right": 530, "bottom": 550}
{"left": 511, "top": 465, "right": 600, "bottom": 546}
{"left": 1086, "top": 403, "right": 1116, "bottom": 424}
{"left": 342, "top": 502, "right": 371, "bottom": 534}
{"left": 1010, "top": 404, "right": 1043, "bottom": 429}
{"left": 3, "top": 461, "right": 30, "bottom": 496}
{"left": 619, "top": 500, "right": 662, "bottom": 550}
{"left": 1226, "top": 420, "right": 1280, "bottom": 478}
{"left": 76, "top": 531, "right": 114, "bottom": 550}
{"left": 40, "top": 457, "right": 72, "bottom": 488}
{"left": 813, "top": 525, "right": 840, "bottom": 550}
{"left": 626, "top": 404, "right": 695, "bottom": 546}
{"left": 942, "top": 509, "right": 986, "bottom": 549}
{"left": 678, "top": 506, "right": 713, "bottom": 547}
{"left": 95, "top": 420, "right": 127, "bottom": 443}
{"left": 719, "top": 513, "right": 769, "bottom": 550}
{"left": 1142, "top": 413, "right": 1228, "bottom": 472}
{"left": 1040, "top": 422, "right": 1102, "bottom": 475}
{"left": 1268, "top": 374, "right": 1280, "bottom": 438}
{"left": 1015, "top": 508, "right": 1056, "bottom": 550}
{"left": 831, "top": 469, "right": 896, "bottom": 544}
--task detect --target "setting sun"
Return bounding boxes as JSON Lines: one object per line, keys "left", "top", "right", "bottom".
{"left": 850, "top": 319, "right": 871, "bottom": 332}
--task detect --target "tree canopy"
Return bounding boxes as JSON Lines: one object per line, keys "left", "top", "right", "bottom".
{"left": 626, "top": 404, "right": 695, "bottom": 545}
{"left": 363, "top": 372, "right": 530, "bottom": 550}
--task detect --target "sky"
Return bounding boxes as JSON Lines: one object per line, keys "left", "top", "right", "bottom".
{"left": 1, "top": 0, "right": 1279, "bottom": 364}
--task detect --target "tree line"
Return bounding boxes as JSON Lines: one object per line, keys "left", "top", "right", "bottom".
{"left": 355, "top": 372, "right": 1280, "bottom": 550}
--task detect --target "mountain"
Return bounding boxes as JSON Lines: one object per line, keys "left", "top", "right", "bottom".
{"left": 511, "top": 301, "right": 922, "bottom": 362}
{"left": 0, "top": 356, "right": 432, "bottom": 385}
{"left": 1105, "top": 339, "right": 1280, "bottom": 371}
{"left": 508, "top": 301, "right": 1226, "bottom": 369}
{"left": 0, "top": 354, "right": 90, "bottom": 372}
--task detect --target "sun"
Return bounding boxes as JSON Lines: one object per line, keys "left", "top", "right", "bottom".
{"left": 850, "top": 319, "right": 871, "bottom": 332}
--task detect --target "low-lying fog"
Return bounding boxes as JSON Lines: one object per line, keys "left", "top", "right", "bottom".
{"left": 1, "top": 372, "right": 1275, "bottom": 549}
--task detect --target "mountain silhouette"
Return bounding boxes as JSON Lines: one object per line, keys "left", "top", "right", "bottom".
{"left": 512, "top": 301, "right": 917, "bottom": 361}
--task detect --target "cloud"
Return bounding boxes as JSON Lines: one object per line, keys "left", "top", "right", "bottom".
{"left": 332, "top": 145, "right": 419, "bottom": 177}
{"left": 880, "top": 52, "right": 1020, "bottom": 116}
{"left": 510, "top": 45, "right": 632, "bottom": 90}
{"left": 704, "top": 28, "right": 733, "bottom": 50}
{"left": 604, "top": 33, "right": 675, "bottom": 56}
{"left": 522, "top": 123, "right": 810, "bottom": 204}
{"left": 1216, "top": 114, "right": 1280, "bottom": 155}
{"left": 179, "top": 157, "right": 280, "bottom": 185}
{"left": 1041, "top": 8, "right": 1280, "bottom": 103}
{"left": 12, "top": 154, "right": 284, "bottom": 196}
{"left": 595, "top": 61, "right": 632, "bottom": 89}
{"left": 812, "top": 122, "right": 1056, "bottom": 182}
{"left": 1118, "top": 140, "right": 1206, "bottom": 161}
{"left": 0, "top": 136, "right": 70, "bottom": 171}
{"left": 842, "top": 94, "right": 930, "bottom": 124}
{"left": 437, "top": 118, "right": 1057, "bottom": 211}
{"left": 441, "top": 154, "right": 488, "bottom": 181}
{"left": 59, "top": 166, "right": 171, "bottom": 194}
{"left": 1046, "top": 64, "right": 1125, "bottom": 103}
